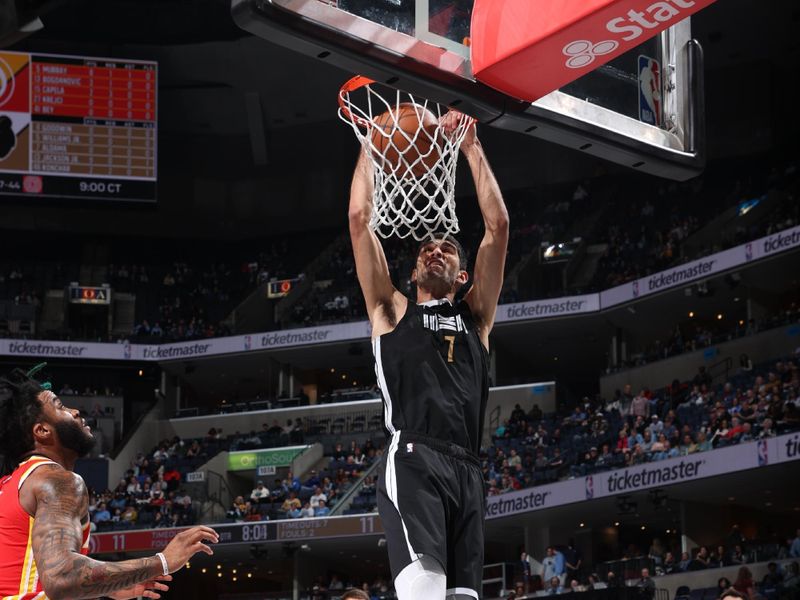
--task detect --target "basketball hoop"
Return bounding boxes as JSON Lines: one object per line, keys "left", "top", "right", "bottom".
{"left": 338, "top": 75, "right": 474, "bottom": 241}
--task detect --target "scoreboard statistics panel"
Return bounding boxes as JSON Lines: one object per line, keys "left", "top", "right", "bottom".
{"left": 0, "top": 51, "right": 156, "bottom": 202}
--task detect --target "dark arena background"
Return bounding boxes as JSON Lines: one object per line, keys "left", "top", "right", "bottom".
{"left": 1, "top": 0, "right": 799, "bottom": 599}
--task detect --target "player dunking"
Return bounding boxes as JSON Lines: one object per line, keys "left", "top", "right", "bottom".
{"left": 349, "top": 114, "right": 509, "bottom": 600}
{"left": 0, "top": 366, "right": 219, "bottom": 600}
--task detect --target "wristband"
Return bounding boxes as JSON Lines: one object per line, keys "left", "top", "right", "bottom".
{"left": 155, "top": 552, "right": 169, "bottom": 576}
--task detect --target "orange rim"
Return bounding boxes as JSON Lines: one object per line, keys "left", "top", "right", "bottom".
{"left": 338, "top": 75, "right": 376, "bottom": 129}
{"left": 339, "top": 74, "right": 478, "bottom": 131}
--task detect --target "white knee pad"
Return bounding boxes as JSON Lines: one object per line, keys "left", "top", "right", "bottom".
{"left": 394, "top": 555, "right": 447, "bottom": 600}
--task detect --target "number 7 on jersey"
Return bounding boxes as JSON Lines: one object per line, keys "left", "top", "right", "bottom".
{"left": 444, "top": 335, "right": 455, "bottom": 363}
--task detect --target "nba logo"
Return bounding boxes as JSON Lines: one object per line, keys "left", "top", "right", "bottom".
{"left": 757, "top": 439, "right": 768, "bottom": 466}
{"left": 638, "top": 55, "right": 661, "bottom": 126}
{"left": 123, "top": 341, "right": 131, "bottom": 360}
{"left": 244, "top": 335, "right": 252, "bottom": 350}
{"left": 406, "top": 443, "right": 414, "bottom": 453}
{"left": 745, "top": 243, "right": 753, "bottom": 261}
{"left": 632, "top": 281, "right": 639, "bottom": 298}
{"left": 585, "top": 475, "right": 594, "bottom": 499}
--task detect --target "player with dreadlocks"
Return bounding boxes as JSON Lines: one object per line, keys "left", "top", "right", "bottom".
{"left": 0, "top": 365, "right": 219, "bottom": 600}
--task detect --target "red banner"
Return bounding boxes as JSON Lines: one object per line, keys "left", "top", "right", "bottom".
{"left": 471, "top": 0, "right": 717, "bottom": 102}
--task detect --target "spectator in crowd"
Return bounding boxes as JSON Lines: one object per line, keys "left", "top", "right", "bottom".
{"left": 546, "top": 576, "right": 564, "bottom": 595}
{"left": 762, "top": 562, "right": 784, "bottom": 589}
{"left": 728, "top": 524, "right": 747, "bottom": 548}
{"left": 314, "top": 500, "right": 330, "bottom": 517}
{"left": 711, "top": 545, "right": 729, "bottom": 568}
{"left": 783, "top": 562, "right": 800, "bottom": 594}
{"left": 92, "top": 502, "right": 111, "bottom": 525}
{"left": 227, "top": 496, "right": 247, "bottom": 521}
{"left": 662, "top": 551, "right": 678, "bottom": 574}
{"left": 716, "top": 577, "right": 732, "bottom": 598}
{"left": 630, "top": 390, "right": 650, "bottom": 419}
{"left": 731, "top": 545, "right": 749, "bottom": 565}
{"left": 606, "top": 571, "right": 621, "bottom": 588}
{"left": 542, "top": 546, "right": 565, "bottom": 584}
{"left": 678, "top": 551, "right": 692, "bottom": 571}
{"left": 647, "top": 538, "right": 665, "bottom": 566}
{"left": 250, "top": 480, "right": 270, "bottom": 504}
{"left": 635, "top": 567, "right": 655, "bottom": 600}
{"left": 300, "top": 501, "right": 315, "bottom": 518}
{"left": 282, "top": 491, "right": 302, "bottom": 517}
{"left": 564, "top": 540, "right": 582, "bottom": 582}
{"left": 310, "top": 486, "right": 328, "bottom": 509}
{"left": 341, "top": 590, "right": 370, "bottom": 600}
{"left": 691, "top": 546, "right": 711, "bottom": 570}
{"left": 520, "top": 551, "right": 533, "bottom": 593}
{"left": 791, "top": 529, "right": 800, "bottom": 558}
{"left": 732, "top": 566, "right": 756, "bottom": 600}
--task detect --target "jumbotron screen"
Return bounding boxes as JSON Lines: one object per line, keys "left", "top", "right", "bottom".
{"left": 0, "top": 51, "right": 157, "bottom": 203}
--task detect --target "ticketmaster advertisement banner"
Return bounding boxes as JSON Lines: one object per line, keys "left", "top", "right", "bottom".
{"left": 0, "top": 339, "right": 130, "bottom": 361}
{"left": 600, "top": 225, "right": 800, "bottom": 309}
{"left": 2, "top": 227, "right": 798, "bottom": 363}
{"left": 141, "top": 320, "right": 374, "bottom": 361}
{"left": 0, "top": 321, "right": 373, "bottom": 362}
{"left": 753, "top": 225, "right": 800, "bottom": 260}
{"left": 485, "top": 434, "right": 800, "bottom": 520}
{"left": 495, "top": 294, "right": 600, "bottom": 324}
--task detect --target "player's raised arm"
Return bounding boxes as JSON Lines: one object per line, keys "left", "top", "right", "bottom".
{"left": 348, "top": 146, "right": 406, "bottom": 335}
{"left": 452, "top": 118, "right": 509, "bottom": 346}
{"left": 28, "top": 467, "right": 218, "bottom": 600}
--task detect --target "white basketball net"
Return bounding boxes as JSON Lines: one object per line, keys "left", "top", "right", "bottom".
{"left": 338, "top": 76, "right": 474, "bottom": 241}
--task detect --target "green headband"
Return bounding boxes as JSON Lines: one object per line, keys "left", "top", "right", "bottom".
{"left": 25, "top": 362, "right": 52, "bottom": 391}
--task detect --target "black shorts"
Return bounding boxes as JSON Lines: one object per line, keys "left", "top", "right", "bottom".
{"left": 377, "top": 430, "right": 485, "bottom": 598}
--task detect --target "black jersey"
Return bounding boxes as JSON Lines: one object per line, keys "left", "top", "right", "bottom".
{"left": 373, "top": 297, "right": 489, "bottom": 454}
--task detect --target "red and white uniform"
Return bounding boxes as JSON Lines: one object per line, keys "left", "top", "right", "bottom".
{"left": 0, "top": 456, "right": 90, "bottom": 600}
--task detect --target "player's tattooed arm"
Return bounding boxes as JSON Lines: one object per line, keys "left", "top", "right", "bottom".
{"left": 31, "top": 469, "right": 162, "bottom": 599}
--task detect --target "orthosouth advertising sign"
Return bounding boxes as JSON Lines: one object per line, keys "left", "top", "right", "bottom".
{"left": 227, "top": 446, "right": 308, "bottom": 471}
{"left": 89, "top": 514, "right": 383, "bottom": 555}
{"left": 1, "top": 226, "right": 799, "bottom": 362}
{"left": 485, "top": 433, "right": 800, "bottom": 520}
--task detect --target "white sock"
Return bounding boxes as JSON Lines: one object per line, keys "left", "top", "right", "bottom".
{"left": 394, "top": 556, "right": 447, "bottom": 600}
{"left": 446, "top": 589, "right": 480, "bottom": 600}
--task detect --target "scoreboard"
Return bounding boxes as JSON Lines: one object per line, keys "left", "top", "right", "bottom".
{"left": 0, "top": 51, "right": 157, "bottom": 202}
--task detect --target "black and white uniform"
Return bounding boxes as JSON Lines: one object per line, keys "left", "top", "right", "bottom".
{"left": 373, "top": 297, "right": 489, "bottom": 599}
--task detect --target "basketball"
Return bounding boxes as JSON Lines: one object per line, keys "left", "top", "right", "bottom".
{"left": 370, "top": 103, "right": 440, "bottom": 177}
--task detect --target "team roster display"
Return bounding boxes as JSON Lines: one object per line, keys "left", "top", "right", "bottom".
{"left": 0, "top": 51, "right": 157, "bottom": 202}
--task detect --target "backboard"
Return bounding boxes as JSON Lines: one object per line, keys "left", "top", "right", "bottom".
{"left": 232, "top": 0, "right": 705, "bottom": 180}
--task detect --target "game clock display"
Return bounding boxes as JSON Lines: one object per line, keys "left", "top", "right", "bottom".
{"left": 0, "top": 51, "right": 157, "bottom": 202}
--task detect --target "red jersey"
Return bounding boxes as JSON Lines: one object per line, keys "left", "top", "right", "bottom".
{"left": 0, "top": 456, "right": 91, "bottom": 600}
